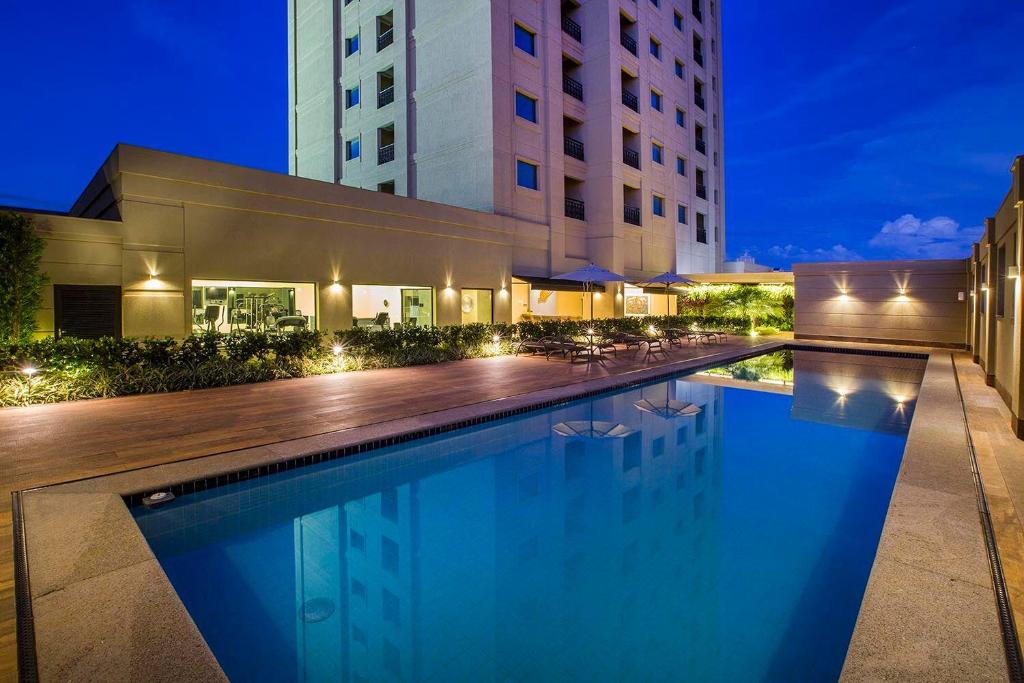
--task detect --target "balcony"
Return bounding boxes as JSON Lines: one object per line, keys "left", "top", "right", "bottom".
{"left": 624, "top": 205, "right": 642, "bottom": 226}
{"left": 565, "top": 197, "right": 586, "bottom": 221}
{"left": 696, "top": 226, "right": 708, "bottom": 244}
{"left": 564, "top": 136, "right": 585, "bottom": 161}
{"left": 377, "top": 28, "right": 394, "bottom": 52}
{"left": 695, "top": 93, "right": 706, "bottom": 111}
{"left": 623, "top": 147, "right": 640, "bottom": 169}
{"left": 696, "top": 183, "right": 707, "bottom": 199}
{"left": 694, "top": 50, "right": 704, "bottom": 68}
{"left": 562, "top": 15, "right": 582, "bottom": 43}
{"left": 622, "top": 90, "right": 639, "bottom": 112}
{"left": 377, "top": 86, "right": 394, "bottom": 108}
{"left": 695, "top": 138, "right": 706, "bottom": 155}
{"left": 562, "top": 74, "right": 583, "bottom": 101}
{"left": 378, "top": 144, "right": 395, "bottom": 165}
{"left": 620, "top": 32, "right": 638, "bottom": 56}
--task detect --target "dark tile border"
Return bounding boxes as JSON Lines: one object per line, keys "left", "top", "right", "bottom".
{"left": 11, "top": 491, "right": 38, "bottom": 683}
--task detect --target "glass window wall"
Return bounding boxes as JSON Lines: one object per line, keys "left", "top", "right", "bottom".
{"left": 191, "top": 279, "right": 316, "bottom": 334}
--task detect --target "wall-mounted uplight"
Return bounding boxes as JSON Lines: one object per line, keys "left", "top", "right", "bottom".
{"left": 330, "top": 280, "right": 342, "bottom": 293}
{"left": 1009, "top": 266, "right": 1020, "bottom": 280}
{"left": 838, "top": 288, "right": 850, "bottom": 302}
{"left": 149, "top": 272, "right": 156, "bottom": 280}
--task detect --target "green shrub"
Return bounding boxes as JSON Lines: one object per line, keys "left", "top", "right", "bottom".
{"left": 753, "top": 326, "right": 780, "bottom": 336}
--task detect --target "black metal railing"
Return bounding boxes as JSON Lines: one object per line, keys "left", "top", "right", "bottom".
{"left": 562, "top": 74, "right": 583, "bottom": 101}
{"left": 623, "top": 147, "right": 640, "bottom": 169}
{"left": 624, "top": 205, "right": 642, "bottom": 226}
{"left": 562, "top": 15, "right": 582, "bottom": 42}
{"left": 694, "top": 93, "right": 706, "bottom": 110}
{"left": 696, "top": 183, "right": 707, "bottom": 199}
{"left": 378, "top": 144, "right": 395, "bottom": 165}
{"left": 377, "top": 86, "right": 394, "bottom": 108}
{"left": 377, "top": 28, "right": 394, "bottom": 52}
{"left": 620, "top": 31, "right": 638, "bottom": 56}
{"left": 695, "top": 138, "right": 706, "bottom": 155}
{"left": 696, "top": 226, "right": 708, "bottom": 243}
{"left": 622, "top": 90, "right": 639, "bottom": 112}
{"left": 565, "top": 197, "right": 585, "bottom": 221}
{"left": 564, "top": 136, "right": 585, "bottom": 161}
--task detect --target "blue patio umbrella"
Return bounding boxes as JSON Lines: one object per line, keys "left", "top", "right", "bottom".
{"left": 553, "top": 263, "right": 630, "bottom": 329}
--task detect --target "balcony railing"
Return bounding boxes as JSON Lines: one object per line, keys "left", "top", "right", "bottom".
{"left": 621, "top": 90, "right": 639, "bottom": 112}
{"left": 623, "top": 147, "right": 640, "bottom": 169}
{"left": 377, "top": 86, "right": 394, "bottom": 108}
{"left": 694, "top": 93, "right": 706, "bottom": 110}
{"left": 564, "top": 136, "right": 585, "bottom": 161}
{"left": 620, "top": 31, "right": 638, "bottom": 56}
{"left": 624, "top": 205, "right": 642, "bottom": 226}
{"left": 565, "top": 197, "right": 585, "bottom": 221}
{"left": 377, "top": 28, "right": 394, "bottom": 52}
{"left": 695, "top": 138, "right": 706, "bottom": 155}
{"left": 696, "top": 183, "right": 707, "bottom": 199}
{"left": 696, "top": 226, "right": 708, "bottom": 244}
{"left": 562, "top": 74, "right": 583, "bottom": 101}
{"left": 378, "top": 144, "right": 395, "bottom": 165}
{"left": 562, "top": 15, "right": 582, "bottom": 42}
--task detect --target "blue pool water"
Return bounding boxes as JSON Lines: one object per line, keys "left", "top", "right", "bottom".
{"left": 134, "top": 349, "right": 926, "bottom": 682}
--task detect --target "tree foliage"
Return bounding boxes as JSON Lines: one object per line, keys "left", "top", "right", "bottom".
{"left": 0, "top": 212, "right": 47, "bottom": 343}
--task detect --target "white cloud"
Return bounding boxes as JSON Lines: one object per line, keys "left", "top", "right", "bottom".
{"left": 767, "top": 243, "right": 863, "bottom": 262}
{"left": 868, "top": 214, "right": 982, "bottom": 259}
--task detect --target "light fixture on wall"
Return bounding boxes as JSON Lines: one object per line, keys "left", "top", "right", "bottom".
{"left": 1009, "top": 266, "right": 1020, "bottom": 279}
{"left": 330, "top": 280, "right": 342, "bottom": 293}
{"left": 982, "top": 283, "right": 989, "bottom": 292}
{"left": 838, "top": 288, "right": 850, "bottom": 302}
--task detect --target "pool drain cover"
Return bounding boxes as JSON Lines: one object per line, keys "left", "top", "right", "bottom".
{"left": 301, "top": 598, "right": 336, "bottom": 623}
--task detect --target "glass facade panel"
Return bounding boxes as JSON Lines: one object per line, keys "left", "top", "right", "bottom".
{"left": 461, "top": 289, "right": 493, "bottom": 324}
{"left": 191, "top": 279, "right": 316, "bottom": 334}
{"left": 352, "top": 284, "right": 434, "bottom": 328}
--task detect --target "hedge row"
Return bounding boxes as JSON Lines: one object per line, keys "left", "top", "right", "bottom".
{"left": 0, "top": 314, "right": 766, "bottom": 406}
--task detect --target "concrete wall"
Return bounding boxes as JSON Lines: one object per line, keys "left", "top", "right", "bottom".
{"left": 969, "top": 154, "right": 1024, "bottom": 436}
{"left": 793, "top": 259, "right": 969, "bottom": 347}
{"left": 23, "top": 145, "right": 572, "bottom": 338}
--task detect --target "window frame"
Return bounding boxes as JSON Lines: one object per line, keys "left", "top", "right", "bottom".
{"left": 513, "top": 22, "right": 537, "bottom": 56}
{"left": 516, "top": 159, "right": 540, "bottom": 190}
{"left": 514, "top": 90, "right": 539, "bottom": 123}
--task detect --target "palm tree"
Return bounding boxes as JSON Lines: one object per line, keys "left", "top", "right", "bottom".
{"left": 714, "top": 285, "right": 778, "bottom": 331}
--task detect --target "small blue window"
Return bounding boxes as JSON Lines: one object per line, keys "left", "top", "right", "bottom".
{"left": 346, "top": 138, "right": 360, "bottom": 160}
{"left": 676, "top": 109, "right": 685, "bottom": 127}
{"left": 676, "top": 157, "right": 686, "bottom": 175}
{"left": 652, "top": 143, "right": 663, "bottom": 164}
{"left": 346, "top": 86, "right": 359, "bottom": 108}
{"left": 650, "top": 90, "right": 662, "bottom": 111}
{"left": 675, "top": 60, "right": 684, "bottom": 78}
{"left": 674, "top": 11, "right": 684, "bottom": 30}
{"left": 653, "top": 195, "right": 665, "bottom": 217}
{"left": 516, "top": 160, "right": 539, "bottom": 190}
{"left": 514, "top": 24, "right": 536, "bottom": 55}
{"left": 345, "top": 34, "right": 359, "bottom": 56}
{"left": 678, "top": 204, "right": 688, "bottom": 224}
{"left": 515, "top": 91, "right": 538, "bottom": 122}
{"left": 649, "top": 37, "right": 661, "bottom": 59}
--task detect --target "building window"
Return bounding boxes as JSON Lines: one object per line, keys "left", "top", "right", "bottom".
{"left": 674, "top": 11, "right": 684, "bottom": 30}
{"left": 676, "top": 108, "right": 686, "bottom": 127}
{"left": 515, "top": 91, "right": 538, "bottom": 122}
{"left": 191, "top": 280, "right": 317, "bottom": 334}
{"left": 675, "top": 59, "right": 684, "bottom": 79}
{"left": 517, "top": 159, "right": 539, "bottom": 189}
{"left": 461, "top": 289, "right": 493, "bottom": 324}
{"left": 678, "top": 204, "right": 688, "bottom": 224}
{"left": 346, "top": 138, "right": 360, "bottom": 160}
{"left": 345, "top": 33, "right": 359, "bottom": 56}
{"left": 514, "top": 23, "right": 536, "bottom": 55}
{"left": 652, "top": 142, "right": 664, "bottom": 164}
{"left": 650, "top": 89, "right": 663, "bottom": 111}
{"left": 653, "top": 194, "right": 665, "bottom": 217}
{"left": 676, "top": 157, "right": 686, "bottom": 175}
{"left": 997, "top": 244, "right": 1007, "bottom": 317}
{"left": 696, "top": 212, "right": 708, "bottom": 243}
{"left": 345, "top": 86, "right": 359, "bottom": 108}
{"left": 649, "top": 37, "right": 661, "bottom": 59}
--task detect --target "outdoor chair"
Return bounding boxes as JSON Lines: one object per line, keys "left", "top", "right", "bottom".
{"left": 515, "top": 336, "right": 551, "bottom": 356}
{"left": 643, "top": 336, "right": 668, "bottom": 360}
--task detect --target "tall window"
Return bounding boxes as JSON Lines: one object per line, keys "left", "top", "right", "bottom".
{"left": 514, "top": 23, "right": 536, "bottom": 55}
{"left": 515, "top": 91, "right": 538, "bottom": 122}
{"left": 653, "top": 194, "right": 665, "bottom": 217}
{"left": 674, "top": 11, "right": 684, "bottom": 30}
{"left": 650, "top": 89, "right": 663, "bottom": 111}
{"left": 649, "top": 37, "right": 661, "bottom": 59}
{"left": 345, "top": 33, "right": 359, "bottom": 56}
{"left": 517, "top": 160, "right": 539, "bottom": 189}
{"left": 676, "top": 157, "right": 686, "bottom": 175}
{"left": 345, "top": 86, "right": 360, "bottom": 108}
{"left": 676, "top": 108, "right": 686, "bottom": 127}
{"left": 678, "top": 204, "right": 688, "bottom": 224}
{"left": 675, "top": 60, "right": 684, "bottom": 78}
{"left": 652, "top": 142, "right": 664, "bottom": 164}
{"left": 997, "top": 244, "right": 1007, "bottom": 317}
{"left": 346, "top": 138, "right": 360, "bottom": 160}
{"left": 696, "top": 212, "right": 708, "bottom": 243}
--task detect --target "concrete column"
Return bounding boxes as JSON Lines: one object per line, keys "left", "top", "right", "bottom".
{"left": 1011, "top": 156, "right": 1024, "bottom": 436}
{"left": 972, "top": 243, "right": 982, "bottom": 362}
{"left": 984, "top": 217, "right": 998, "bottom": 386}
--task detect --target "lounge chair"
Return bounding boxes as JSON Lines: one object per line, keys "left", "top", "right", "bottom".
{"left": 515, "top": 337, "right": 550, "bottom": 356}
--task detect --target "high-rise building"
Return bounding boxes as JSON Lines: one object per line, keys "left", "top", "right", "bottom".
{"left": 288, "top": 0, "right": 725, "bottom": 276}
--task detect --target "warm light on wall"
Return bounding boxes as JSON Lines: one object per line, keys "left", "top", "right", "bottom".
{"left": 330, "top": 280, "right": 342, "bottom": 293}
{"left": 1009, "top": 267, "right": 1020, "bottom": 279}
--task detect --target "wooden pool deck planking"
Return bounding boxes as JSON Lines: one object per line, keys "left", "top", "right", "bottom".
{"left": 0, "top": 336, "right": 775, "bottom": 680}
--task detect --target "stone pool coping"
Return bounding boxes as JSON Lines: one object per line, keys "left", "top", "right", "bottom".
{"left": 12, "top": 340, "right": 1010, "bottom": 681}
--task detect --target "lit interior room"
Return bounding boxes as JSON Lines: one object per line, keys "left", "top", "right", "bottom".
{"left": 510, "top": 276, "right": 616, "bottom": 322}
{"left": 351, "top": 284, "right": 434, "bottom": 329}
{"left": 191, "top": 279, "right": 316, "bottom": 334}
{"left": 623, "top": 284, "right": 679, "bottom": 317}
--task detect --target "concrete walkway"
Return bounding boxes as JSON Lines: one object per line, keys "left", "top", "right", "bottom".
{"left": 0, "top": 337, "right": 772, "bottom": 679}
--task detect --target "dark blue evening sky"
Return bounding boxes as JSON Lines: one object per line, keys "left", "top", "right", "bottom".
{"left": 1, "top": 0, "right": 1022, "bottom": 267}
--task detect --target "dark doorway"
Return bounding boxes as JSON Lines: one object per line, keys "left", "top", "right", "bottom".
{"left": 54, "top": 285, "right": 122, "bottom": 339}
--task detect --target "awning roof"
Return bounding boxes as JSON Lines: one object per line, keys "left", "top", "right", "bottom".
{"left": 512, "top": 275, "right": 606, "bottom": 293}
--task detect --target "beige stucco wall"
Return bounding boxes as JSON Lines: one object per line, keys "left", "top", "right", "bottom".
{"left": 793, "top": 259, "right": 969, "bottom": 347}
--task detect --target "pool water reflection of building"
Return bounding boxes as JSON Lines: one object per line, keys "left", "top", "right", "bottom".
{"left": 136, "top": 350, "right": 925, "bottom": 682}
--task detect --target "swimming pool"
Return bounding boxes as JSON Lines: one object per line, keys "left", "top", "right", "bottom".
{"left": 134, "top": 348, "right": 927, "bottom": 682}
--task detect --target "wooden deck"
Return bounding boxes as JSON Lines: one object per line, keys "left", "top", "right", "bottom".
{"left": 0, "top": 338, "right": 771, "bottom": 679}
